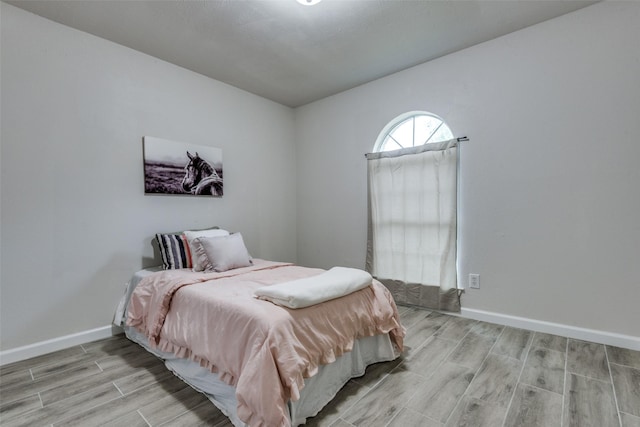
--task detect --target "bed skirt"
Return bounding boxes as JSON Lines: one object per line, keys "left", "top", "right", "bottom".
{"left": 124, "top": 325, "right": 398, "bottom": 426}
{"left": 118, "top": 267, "right": 400, "bottom": 426}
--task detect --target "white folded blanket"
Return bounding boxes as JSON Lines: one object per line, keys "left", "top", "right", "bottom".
{"left": 254, "top": 267, "right": 373, "bottom": 309}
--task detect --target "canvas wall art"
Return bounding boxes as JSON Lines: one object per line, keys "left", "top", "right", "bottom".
{"left": 143, "top": 136, "right": 223, "bottom": 196}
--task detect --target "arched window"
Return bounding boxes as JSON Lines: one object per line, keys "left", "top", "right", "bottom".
{"left": 373, "top": 111, "right": 453, "bottom": 152}
{"left": 366, "top": 110, "right": 459, "bottom": 311}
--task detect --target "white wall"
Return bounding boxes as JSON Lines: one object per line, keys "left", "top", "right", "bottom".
{"left": 0, "top": 3, "right": 297, "bottom": 351}
{"left": 3, "top": 1, "right": 639, "bottom": 354}
{"left": 295, "top": 2, "right": 640, "bottom": 338}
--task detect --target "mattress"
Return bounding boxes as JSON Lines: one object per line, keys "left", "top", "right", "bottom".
{"left": 115, "top": 265, "right": 401, "bottom": 426}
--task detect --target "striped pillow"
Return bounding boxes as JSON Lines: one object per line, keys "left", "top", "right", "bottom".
{"left": 156, "top": 233, "right": 192, "bottom": 270}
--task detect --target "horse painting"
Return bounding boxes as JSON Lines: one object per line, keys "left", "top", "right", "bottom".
{"left": 181, "top": 151, "right": 223, "bottom": 196}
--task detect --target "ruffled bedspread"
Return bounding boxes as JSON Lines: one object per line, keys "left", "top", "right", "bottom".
{"left": 126, "top": 259, "right": 404, "bottom": 427}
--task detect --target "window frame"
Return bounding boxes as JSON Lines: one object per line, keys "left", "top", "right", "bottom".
{"left": 373, "top": 111, "right": 453, "bottom": 153}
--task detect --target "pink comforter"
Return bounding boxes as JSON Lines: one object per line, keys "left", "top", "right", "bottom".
{"left": 126, "top": 259, "right": 404, "bottom": 427}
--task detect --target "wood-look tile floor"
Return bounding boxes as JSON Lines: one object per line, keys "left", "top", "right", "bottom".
{"left": 1, "top": 306, "right": 638, "bottom": 426}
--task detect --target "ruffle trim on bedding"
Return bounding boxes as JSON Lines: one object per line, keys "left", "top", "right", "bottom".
{"left": 281, "top": 286, "right": 405, "bottom": 412}
{"left": 126, "top": 263, "right": 405, "bottom": 427}
{"left": 130, "top": 312, "right": 404, "bottom": 427}
{"left": 152, "top": 335, "right": 241, "bottom": 387}
{"left": 283, "top": 315, "right": 404, "bottom": 403}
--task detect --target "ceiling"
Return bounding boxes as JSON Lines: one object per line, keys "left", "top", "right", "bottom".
{"left": 7, "top": 0, "right": 597, "bottom": 107}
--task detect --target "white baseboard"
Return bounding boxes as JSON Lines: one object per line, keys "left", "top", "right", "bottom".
{"left": 461, "top": 308, "right": 640, "bottom": 351}
{"left": 0, "top": 325, "right": 122, "bottom": 366}
{"left": 2, "top": 311, "right": 638, "bottom": 365}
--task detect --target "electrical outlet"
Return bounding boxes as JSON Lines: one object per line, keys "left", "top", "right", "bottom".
{"left": 469, "top": 274, "right": 480, "bottom": 289}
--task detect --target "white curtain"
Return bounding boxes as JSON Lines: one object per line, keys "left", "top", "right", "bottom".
{"left": 366, "top": 139, "right": 459, "bottom": 312}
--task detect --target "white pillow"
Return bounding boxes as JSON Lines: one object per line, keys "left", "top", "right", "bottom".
{"left": 183, "top": 228, "right": 229, "bottom": 271}
{"left": 192, "top": 233, "right": 252, "bottom": 273}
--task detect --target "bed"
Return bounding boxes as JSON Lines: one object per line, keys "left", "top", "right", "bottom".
{"left": 113, "top": 232, "right": 404, "bottom": 427}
